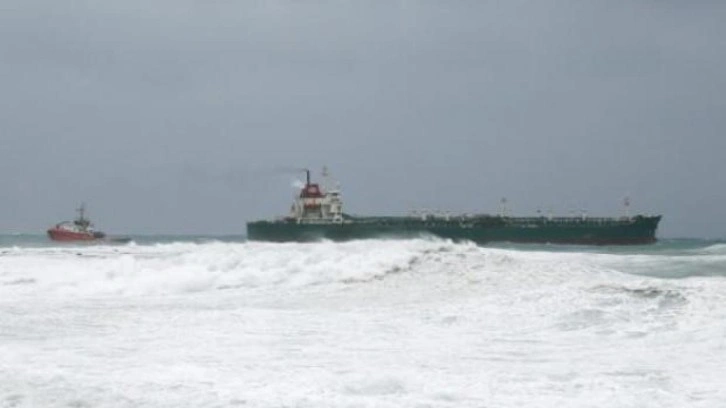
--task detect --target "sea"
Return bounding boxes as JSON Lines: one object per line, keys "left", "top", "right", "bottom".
{"left": 1, "top": 235, "right": 725, "bottom": 407}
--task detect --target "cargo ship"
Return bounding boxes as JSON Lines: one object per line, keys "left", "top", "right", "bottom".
{"left": 47, "top": 204, "right": 112, "bottom": 242}
{"left": 247, "top": 169, "right": 661, "bottom": 245}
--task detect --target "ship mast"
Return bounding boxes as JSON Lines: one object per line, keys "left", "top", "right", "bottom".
{"left": 75, "top": 203, "right": 91, "bottom": 229}
{"left": 321, "top": 165, "right": 329, "bottom": 190}
{"left": 77, "top": 203, "right": 86, "bottom": 223}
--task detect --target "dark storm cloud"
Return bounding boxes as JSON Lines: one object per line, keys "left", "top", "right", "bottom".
{"left": 1, "top": 1, "right": 725, "bottom": 236}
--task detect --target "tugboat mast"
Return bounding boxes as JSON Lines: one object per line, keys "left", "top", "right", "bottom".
{"left": 75, "top": 203, "right": 91, "bottom": 229}
{"left": 77, "top": 203, "right": 86, "bottom": 223}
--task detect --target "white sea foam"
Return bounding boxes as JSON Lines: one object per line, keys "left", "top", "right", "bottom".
{"left": 1, "top": 239, "right": 725, "bottom": 407}
{"left": 0, "top": 239, "right": 648, "bottom": 296}
{"left": 699, "top": 242, "right": 726, "bottom": 254}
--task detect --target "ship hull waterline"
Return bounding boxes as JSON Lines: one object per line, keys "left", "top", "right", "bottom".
{"left": 47, "top": 230, "right": 102, "bottom": 242}
{"left": 247, "top": 216, "right": 661, "bottom": 246}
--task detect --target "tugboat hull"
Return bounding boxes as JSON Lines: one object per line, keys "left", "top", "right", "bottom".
{"left": 47, "top": 229, "right": 105, "bottom": 242}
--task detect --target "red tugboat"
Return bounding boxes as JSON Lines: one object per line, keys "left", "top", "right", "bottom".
{"left": 47, "top": 204, "right": 107, "bottom": 242}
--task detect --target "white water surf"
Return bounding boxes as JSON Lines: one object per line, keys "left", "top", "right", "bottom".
{"left": 1, "top": 239, "right": 725, "bottom": 407}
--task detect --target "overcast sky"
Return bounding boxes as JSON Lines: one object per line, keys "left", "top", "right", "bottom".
{"left": 1, "top": 1, "right": 725, "bottom": 237}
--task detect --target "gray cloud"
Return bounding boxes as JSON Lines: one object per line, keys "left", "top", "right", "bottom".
{"left": 1, "top": 1, "right": 725, "bottom": 237}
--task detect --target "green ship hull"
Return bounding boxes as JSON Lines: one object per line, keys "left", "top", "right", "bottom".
{"left": 248, "top": 168, "right": 661, "bottom": 245}
{"left": 247, "top": 215, "right": 661, "bottom": 245}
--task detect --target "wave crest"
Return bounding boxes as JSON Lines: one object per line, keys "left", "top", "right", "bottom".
{"left": 2, "top": 239, "right": 723, "bottom": 299}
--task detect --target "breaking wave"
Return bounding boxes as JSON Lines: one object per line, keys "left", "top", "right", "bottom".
{"left": 1, "top": 239, "right": 725, "bottom": 299}
{"left": 699, "top": 242, "right": 726, "bottom": 254}
{"left": 2, "top": 239, "right": 726, "bottom": 407}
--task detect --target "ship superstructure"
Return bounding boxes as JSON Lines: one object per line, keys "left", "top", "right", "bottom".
{"left": 289, "top": 168, "right": 345, "bottom": 224}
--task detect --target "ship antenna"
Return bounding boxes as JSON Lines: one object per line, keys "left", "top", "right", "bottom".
{"left": 304, "top": 168, "right": 311, "bottom": 186}
{"left": 322, "top": 165, "right": 330, "bottom": 191}
{"left": 623, "top": 196, "right": 631, "bottom": 219}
